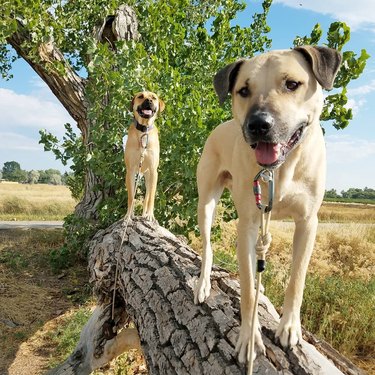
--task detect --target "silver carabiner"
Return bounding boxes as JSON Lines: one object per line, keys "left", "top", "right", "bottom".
{"left": 140, "top": 133, "right": 149, "bottom": 149}
{"left": 253, "top": 169, "right": 274, "bottom": 213}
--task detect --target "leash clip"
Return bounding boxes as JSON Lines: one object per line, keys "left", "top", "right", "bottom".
{"left": 140, "top": 133, "right": 149, "bottom": 149}
{"left": 253, "top": 169, "right": 274, "bottom": 213}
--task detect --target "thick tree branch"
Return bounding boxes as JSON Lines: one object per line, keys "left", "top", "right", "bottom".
{"left": 48, "top": 219, "right": 365, "bottom": 375}
{"left": 7, "top": 20, "right": 87, "bottom": 131}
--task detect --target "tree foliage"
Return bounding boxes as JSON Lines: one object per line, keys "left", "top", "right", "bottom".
{"left": 0, "top": 0, "right": 369, "bottom": 238}
{"left": 341, "top": 187, "right": 375, "bottom": 200}
{"left": 1, "top": 161, "right": 26, "bottom": 182}
{"left": 325, "top": 187, "right": 375, "bottom": 201}
{"left": 1, "top": 161, "right": 64, "bottom": 185}
{"left": 294, "top": 22, "right": 370, "bottom": 130}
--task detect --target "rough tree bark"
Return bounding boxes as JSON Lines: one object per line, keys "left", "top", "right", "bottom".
{"left": 48, "top": 218, "right": 366, "bottom": 375}
{"left": 7, "top": 5, "right": 139, "bottom": 220}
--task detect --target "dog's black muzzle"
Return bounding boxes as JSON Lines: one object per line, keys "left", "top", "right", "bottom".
{"left": 137, "top": 99, "right": 157, "bottom": 118}
{"left": 243, "top": 110, "right": 275, "bottom": 145}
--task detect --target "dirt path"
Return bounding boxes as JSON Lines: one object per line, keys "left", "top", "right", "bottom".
{"left": 0, "top": 221, "right": 63, "bottom": 230}
{"left": 0, "top": 228, "right": 88, "bottom": 375}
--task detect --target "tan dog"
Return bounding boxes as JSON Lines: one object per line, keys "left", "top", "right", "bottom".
{"left": 124, "top": 91, "right": 165, "bottom": 221}
{"left": 194, "top": 46, "right": 341, "bottom": 363}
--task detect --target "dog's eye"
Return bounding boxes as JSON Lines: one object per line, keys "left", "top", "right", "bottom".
{"left": 138, "top": 94, "right": 144, "bottom": 99}
{"left": 286, "top": 80, "right": 300, "bottom": 91}
{"left": 238, "top": 87, "right": 250, "bottom": 98}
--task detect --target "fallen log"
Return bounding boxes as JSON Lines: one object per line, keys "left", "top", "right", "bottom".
{"left": 48, "top": 218, "right": 365, "bottom": 375}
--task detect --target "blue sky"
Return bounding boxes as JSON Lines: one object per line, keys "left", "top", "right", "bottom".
{"left": 1, "top": 0, "right": 375, "bottom": 192}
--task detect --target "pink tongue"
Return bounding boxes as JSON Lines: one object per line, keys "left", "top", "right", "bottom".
{"left": 142, "top": 109, "right": 153, "bottom": 116}
{"left": 255, "top": 142, "right": 281, "bottom": 165}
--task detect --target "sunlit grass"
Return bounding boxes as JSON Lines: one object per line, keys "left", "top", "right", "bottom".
{"left": 319, "top": 202, "right": 375, "bottom": 223}
{"left": 46, "top": 307, "right": 93, "bottom": 369}
{"left": 0, "top": 182, "right": 76, "bottom": 220}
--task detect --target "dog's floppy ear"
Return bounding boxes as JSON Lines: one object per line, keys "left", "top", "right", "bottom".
{"left": 294, "top": 46, "right": 342, "bottom": 90}
{"left": 213, "top": 60, "right": 245, "bottom": 105}
{"left": 158, "top": 98, "right": 165, "bottom": 113}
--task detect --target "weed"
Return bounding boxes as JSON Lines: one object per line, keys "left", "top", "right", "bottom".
{"left": 47, "top": 307, "right": 92, "bottom": 368}
{"left": 263, "top": 266, "right": 375, "bottom": 363}
{"left": 214, "top": 249, "right": 238, "bottom": 274}
{"left": 302, "top": 275, "right": 375, "bottom": 358}
{"left": 0, "top": 249, "right": 29, "bottom": 270}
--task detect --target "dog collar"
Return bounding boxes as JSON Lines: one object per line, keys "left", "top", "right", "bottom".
{"left": 135, "top": 121, "right": 154, "bottom": 133}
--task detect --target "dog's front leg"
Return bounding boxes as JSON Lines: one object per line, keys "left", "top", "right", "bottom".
{"left": 125, "top": 167, "right": 137, "bottom": 220}
{"left": 194, "top": 163, "right": 224, "bottom": 304}
{"left": 235, "top": 217, "right": 266, "bottom": 363}
{"left": 194, "top": 197, "right": 216, "bottom": 304}
{"left": 143, "top": 169, "right": 158, "bottom": 221}
{"left": 276, "top": 214, "right": 318, "bottom": 348}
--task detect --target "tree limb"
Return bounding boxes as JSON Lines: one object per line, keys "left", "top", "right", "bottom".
{"left": 48, "top": 218, "right": 365, "bottom": 375}
{"left": 7, "top": 19, "right": 87, "bottom": 131}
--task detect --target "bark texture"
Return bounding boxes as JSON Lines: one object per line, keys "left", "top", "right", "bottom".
{"left": 48, "top": 218, "right": 366, "bottom": 375}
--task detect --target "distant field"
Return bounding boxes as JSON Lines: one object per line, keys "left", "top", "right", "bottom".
{"left": 0, "top": 182, "right": 76, "bottom": 220}
{"left": 324, "top": 197, "right": 375, "bottom": 205}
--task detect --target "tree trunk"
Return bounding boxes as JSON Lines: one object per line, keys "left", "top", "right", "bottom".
{"left": 48, "top": 218, "right": 365, "bottom": 375}
{"left": 7, "top": 5, "right": 139, "bottom": 221}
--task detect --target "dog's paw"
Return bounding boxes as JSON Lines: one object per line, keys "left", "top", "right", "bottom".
{"left": 194, "top": 276, "right": 211, "bottom": 304}
{"left": 142, "top": 213, "right": 156, "bottom": 222}
{"left": 123, "top": 213, "right": 133, "bottom": 224}
{"left": 276, "top": 312, "right": 302, "bottom": 348}
{"left": 235, "top": 322, "right": 265, "bottom": 363}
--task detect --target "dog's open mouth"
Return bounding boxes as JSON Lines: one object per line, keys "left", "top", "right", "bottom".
{"left": 137, "top": 107, "right": 155, "bottom": 118}
{"left": 250, "top": 125, "right": 305, "bottom": 168}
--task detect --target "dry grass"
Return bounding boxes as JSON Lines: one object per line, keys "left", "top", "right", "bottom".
{"left": 268, "top": 222, "right": 375, "bottom": 280}
{"left": 319, "top": 202, "right": 375, "bottom": 223}
{"left": 0, "top": 183, "right": 76, "bottom": 220}
{"left": 190, "top": 220, "right": 375, "bottom": 278}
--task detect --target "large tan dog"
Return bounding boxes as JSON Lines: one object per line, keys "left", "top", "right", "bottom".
{"left": 194, "top": 46, "right": 341, "bottom": 363}
{"left": 124, "top": 91, "right": 165, "bottom": 221}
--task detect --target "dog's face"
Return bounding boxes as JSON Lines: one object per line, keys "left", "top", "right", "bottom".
{"left": 131, "top": 91, "right": 165, "bottom": 124}
{"left": 214, "top": 46, "right": 341, "bottom": 168}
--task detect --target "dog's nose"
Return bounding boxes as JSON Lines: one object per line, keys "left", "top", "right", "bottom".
{"left": 246, "top": 111, "right": 274, "bottom": 138}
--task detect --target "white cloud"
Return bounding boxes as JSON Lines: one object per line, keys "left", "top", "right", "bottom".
{"left": 345, "top": 97, "right": 366, "bottom": 116}
{"left": 274, "top": 0, "right": 375, "bottom": 31}
{"left": 0, "top": 85, "right": 74, "bottom": 171}
{"left": 348, "top": 79, "right": 375, "bottom": 96}
{"left": 0, "top": 87, "right": 73, "bottom": 135}
{"left": 325, "top": 134, "right": 375, "bottom": 190}
{"left": 342, "top": 80, "right": 375, "bottom": 115}
{"left": 0, "top": 132, "right": 67, "bottom": 172}
{"left": 0, "top": 132, "right": 40, "bottom": 151}
{"left": 326, "top": 134, "right": 375, "bottom": 163}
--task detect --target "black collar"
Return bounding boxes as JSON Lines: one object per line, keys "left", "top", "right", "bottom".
{"left": 135, "top": 121, "right": 154, "bottom": 133}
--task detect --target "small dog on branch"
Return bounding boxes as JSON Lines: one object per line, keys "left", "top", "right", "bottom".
{"left": 124, "top": 91, "right": 165, "bottom": 221}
